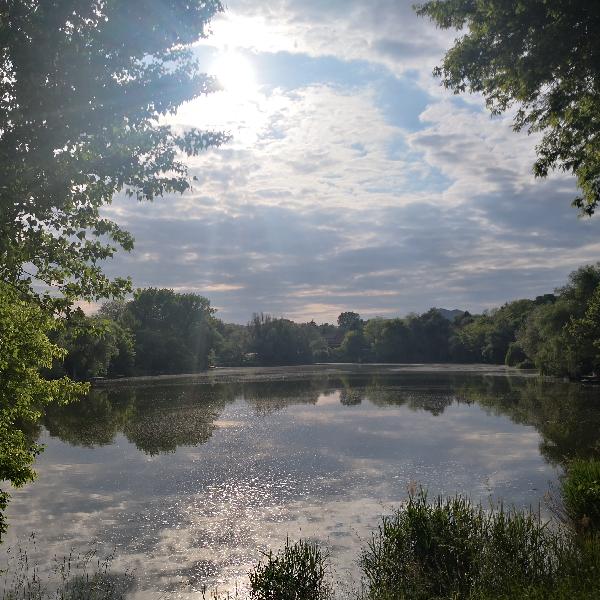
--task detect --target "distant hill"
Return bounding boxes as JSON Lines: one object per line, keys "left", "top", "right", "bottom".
{"left": 432, "top": 308, "right": 466, "bottom": 321}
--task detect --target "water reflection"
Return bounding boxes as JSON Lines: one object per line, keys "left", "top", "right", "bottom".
{"left": 4, "top": 366, "right": 600, "bottom": 598}
{"left": 44, "top": 384, "right": 235, "bottom": 454}
{"left": 42, "top": 371, "right": 600, "bottom": 466}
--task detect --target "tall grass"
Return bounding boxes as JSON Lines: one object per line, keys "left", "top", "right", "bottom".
{"left": 358, "top": 489, "right": 571, "bottom": 600}
{"left": 562, "top": 458, "right": 600, "bottom": 532}
{"left": 0, "top": 537, "right": 133, "bottom": 600}
{"left": 249, "top": 538, "right": 331, "bottom": 600}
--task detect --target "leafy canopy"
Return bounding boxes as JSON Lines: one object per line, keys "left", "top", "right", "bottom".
{"left": 0, "top": 0, "right": 228, "bottom": 308}
{"left": 0, "top": 282, "right": 87, "bottom": 540}
{"left": 416, "top": 0, "right": 600, "bottom": 215}
{"left": 126, "top": 288, "right": 216, "bottom": 374}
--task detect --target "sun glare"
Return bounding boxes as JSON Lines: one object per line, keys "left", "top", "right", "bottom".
{"left": 212, "top": 51, "right": 256, "bottom": 95}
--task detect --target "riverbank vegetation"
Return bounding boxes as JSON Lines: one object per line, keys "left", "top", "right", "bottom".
{"left": 249, "top": 458, "right": 600, "bottom": 600}
{"left": 50, "top": 263, "right": 600, "bottom": 381}
{"left": 3, "top": 471, "right": 600, "bottom": 600}
{"left": 247, "top": 487, "right": 600, "bottom": 600}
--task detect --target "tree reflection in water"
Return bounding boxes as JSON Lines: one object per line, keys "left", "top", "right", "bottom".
{"left": 42, "top": 371, "right": 600, "bottom": 469}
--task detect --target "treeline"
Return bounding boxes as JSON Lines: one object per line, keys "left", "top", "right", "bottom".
{"left": 54, "top": 263, "right": 600, "bottom": 380}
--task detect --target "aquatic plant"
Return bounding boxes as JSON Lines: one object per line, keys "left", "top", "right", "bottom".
{"left": 249, "top": 538, "right": 331, "bottom": 600}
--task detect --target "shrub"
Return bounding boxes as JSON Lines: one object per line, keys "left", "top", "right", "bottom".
{"left": 249, "top": 539, "right": 331, "bottom": 600}
{"left": 562, "top": 458, "right": 600, "bottom": 532}
{"left": 359, "top": 489, "right": 568, "bottom": 600}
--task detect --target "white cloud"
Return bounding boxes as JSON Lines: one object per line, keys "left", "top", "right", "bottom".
{"left": 204, "top": 0, "right": 453, "bottom": 76}
{"left": 98, "top": 1, "right": 600, "bottom": 323}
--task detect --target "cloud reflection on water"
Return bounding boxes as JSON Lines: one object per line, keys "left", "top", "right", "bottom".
{"left": 3, "top": 366, "right": 599, "bottom": 597}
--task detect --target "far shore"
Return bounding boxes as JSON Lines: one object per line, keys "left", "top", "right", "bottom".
{"left": 91, "top": 362, "right": 541, "bottom": 387}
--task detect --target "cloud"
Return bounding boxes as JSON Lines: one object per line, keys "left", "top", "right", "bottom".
{"left": 98, "top": 1, "right": 600, "bottom": 323}
{"left": 204, "top": 0, "right": 453, "bottom": 76}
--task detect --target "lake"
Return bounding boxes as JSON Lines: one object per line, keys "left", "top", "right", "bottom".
{"left": 3, "top": 364, "right": 600, "bottom": 598}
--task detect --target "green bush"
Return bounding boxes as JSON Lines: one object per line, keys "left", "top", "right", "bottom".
{"left": 562, "top": 458, "right": 600, "bottom": 532}
{"left": 359, "top": 490, "right": 571, "bottom": 600}
{"left": 249, "top": 539, "right": 331, "bottom": 600}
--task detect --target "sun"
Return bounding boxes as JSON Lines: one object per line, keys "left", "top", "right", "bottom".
{"left": 212, "top": 51, "right": 256, "bottom": 95}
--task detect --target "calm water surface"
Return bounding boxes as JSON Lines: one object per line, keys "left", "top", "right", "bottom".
{"left": 3, "top": 365, "right": 600, "bottom": 598}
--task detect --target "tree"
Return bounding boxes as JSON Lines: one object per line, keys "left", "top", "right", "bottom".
{"left": 417, "top": 1, "right": 600, "bottom": 214}
{"left": 407, "top": 309, "right": 451, "bottom": 362}
{"left": 213, "top": 321, "right": 250, "bottom": 366}
{"left": 339, "top": 329, "right": 366, "bottom": 362}
{"left": 248, "top": 314, "right": 313, "bottom": 366}
{"left": 518, "top": 300, "right": 578, "bottom": 376}
{"left": 517, "top": 265, "right": 600, "bottom": 377}
{"left": 365, "top": 318, "right": 412, "bottom": 362}
{"left": 0, "top": 0, "right": 228, "bottom": 307}
{"left": 568, "top": 286, "right": 600, "bottom": 375}
{"left": 126, "top": 288, "right": 216, "bottom": 374}
{"left": 337, "top": 311, "right": 363, "bottom": 332}
{"left": 50, "top": 310, "right": 135, "bottom": 380}
{"left": 0, "top": 282, "right": 86, "bottom": 541}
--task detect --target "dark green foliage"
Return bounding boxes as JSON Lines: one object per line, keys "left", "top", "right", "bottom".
{"left": 338, "top": 312, "right": 363, "bottom": 332}
{"left": 212, "top": 322, "right": 250, "bottom": 366}
{"left": 504, "top": 341, "right": 527, "bottom": 367}
{"left": 416, "top": 0, "right": 600, "bottom": 215}
{"left": 455, "top": 299, "right": 541, "bottom": 365}
{"left": 249, "top": 539, "right": 331, "bottom": 600}
{"left": 339, "top": 329, "right": 367, "bottom": 362}
{"left": 359, "top": 490, "right": 590, "bottom": 600}
{"left": 562, "top": 459, "right": 600, "bottom": 533}
{"left": 518, "top": 265, "right": 600, "bottom": 377}
{"left": 248, "top": 314, "right": 313, "bottom": 366}
{"left": 407, "top": 309, "right": 451, "bottom": 362}
{"left": 51, "top": 289, "right": 216, "bottom": 378}
{"left": 56, "top": 263, "right": 600, "bottom": 377}
{"left": 127, "top": 288, "right": 216, "bottom": 375}
{"left": 0, "top": 283, "right": 87, "bottom": 541}
{"left": 49, "top": 310, "right": 135, "bottom": 380}
{"left": 365, "top": 319, "right": 412, "bottom": 362}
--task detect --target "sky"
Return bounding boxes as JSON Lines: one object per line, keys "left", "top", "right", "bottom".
{"left": 103, "top": 0, "right": 600, "bottom": 324}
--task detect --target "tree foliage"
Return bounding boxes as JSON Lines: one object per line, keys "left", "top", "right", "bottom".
{"left": 248, "top": 314, "right": 313, "bottom": 366}
{"left": 337, "top": 311, "right": 363, "bottom": 331}
{"left": 416, "top": 0, "right": 600, "bottom": 214}
{"left": 0, "top": 0, "right": 228, "bottom": 307}
{"left": 50, "top": 310, "right": 136, "bottom": 380}
{"left": 126, "top": 288, "right": 216, "bottom": 374}
{"left": 47, "top": 264, "right": 600, "bottom": 387}
{"left": 0, "top": 283, "right": 87, "bottom": 541}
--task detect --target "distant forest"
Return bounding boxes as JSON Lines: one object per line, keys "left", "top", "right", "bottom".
{"left": 50, "top": 263, "right": 600, "bottom": 381}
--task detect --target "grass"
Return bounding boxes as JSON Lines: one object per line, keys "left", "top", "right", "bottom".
{"left": 249, "top": 538, "right": 331, "bottom": 600}
{"left": 562, "top": 458, "right": 600, "bottom": 533}
{"left": 0, "top": 536, "right": 133, "bottom": 600}
{"left": 359, "top": 489, "right": 570, "bottom": 600}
